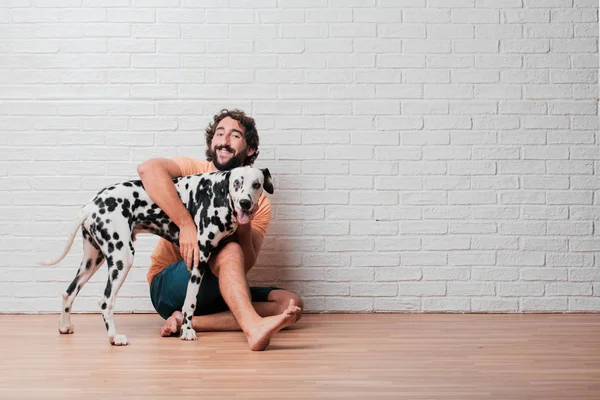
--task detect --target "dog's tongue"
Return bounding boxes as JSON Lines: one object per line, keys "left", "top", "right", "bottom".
{"left": 237, "top": 210, "right": 250, "bottom": 225}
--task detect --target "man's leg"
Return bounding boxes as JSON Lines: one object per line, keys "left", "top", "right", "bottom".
{"left": 210, "top": 242, "right": 302, "bottom": 350}
{"left": 162, "top": 289, "right": 304, "bottom": 333}
{"left": 152, "top": 248, "right": 303, "bottom": 349}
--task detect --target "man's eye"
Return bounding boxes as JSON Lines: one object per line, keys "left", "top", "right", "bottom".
{"left": 233, "top": 134, "right": 241, "bottom": 139}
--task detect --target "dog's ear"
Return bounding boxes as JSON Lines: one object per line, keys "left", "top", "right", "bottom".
{"left": 261, "top": 168, "right": 274, "bottom": 194}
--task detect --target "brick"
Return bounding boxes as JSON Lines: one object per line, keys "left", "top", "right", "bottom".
{"left": 423, "top": 298, "right": 470, "bottom": 312}
{"left": 2, "top": 1, "right": 600, "bottom": 314}
{"left": 521, "top": 298, "right": 568, "bottom": 312}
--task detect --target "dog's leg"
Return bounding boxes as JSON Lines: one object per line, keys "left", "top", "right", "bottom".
{"left": 180, "top": 258, "right": 208, "bottom": 341}
{"left": 99, "top": 248, "right": 134, "bottom": 346}
{"left": 59, "top": 233, "right": 104, "bottom": 334}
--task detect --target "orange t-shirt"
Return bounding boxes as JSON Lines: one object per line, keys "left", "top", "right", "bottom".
{"left": 146, "top": 157, "right": 272, "bottom": 284}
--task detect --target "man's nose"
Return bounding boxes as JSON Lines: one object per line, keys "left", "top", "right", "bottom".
{"left": 240, "top": 199, "right": 251, "bottom": 211}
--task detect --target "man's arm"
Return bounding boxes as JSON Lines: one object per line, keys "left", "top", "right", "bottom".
{"left": 137, "top": 158, "right": 200, "bottom": 270}
{"left": 235, "top": 222, "right": 264, "bottom": 274}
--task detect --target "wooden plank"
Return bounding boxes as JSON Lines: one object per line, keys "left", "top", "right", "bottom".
{"left": 0, "top": 314, "right": 598, "bottom": 399}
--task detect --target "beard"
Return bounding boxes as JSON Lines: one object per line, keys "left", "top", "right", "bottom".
{"left": 211, "top": 145, "right": 247, "bottom": 171}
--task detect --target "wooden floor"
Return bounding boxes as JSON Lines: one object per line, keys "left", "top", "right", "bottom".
{"left": 0, "top": 314, "right": 599, "bottom": 399}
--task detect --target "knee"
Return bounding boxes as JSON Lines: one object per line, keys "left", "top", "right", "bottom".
{"left": 270, "top": 290, "right": 304, "bottom": 320}
{"left": 291, "top": 293, "right": 304, "bottom": 310}
{"left": 209, "top": 242, "right": 243, "bottom": 278}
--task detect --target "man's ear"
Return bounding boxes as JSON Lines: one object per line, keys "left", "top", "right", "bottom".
{"left": 246, "top": 147, "right": 256, "bottom": 157}
{"left": 261, "top": 168, "right": 274, "bottom": 194}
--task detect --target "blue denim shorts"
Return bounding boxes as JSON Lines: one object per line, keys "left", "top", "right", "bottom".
{"left": 149, "top": 259, "right": 282, "bottom": 320}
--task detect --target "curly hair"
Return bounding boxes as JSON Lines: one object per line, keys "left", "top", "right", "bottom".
{"left": 205, "top": 109, "right": 259, "bottom": 166}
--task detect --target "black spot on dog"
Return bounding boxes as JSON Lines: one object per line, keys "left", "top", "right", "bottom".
{"left": 95, "top": 254, "right": 104, "bottom": 265}
{"left": 211, "top": 215, "right": 225, "bottom": 233}
{"left": 190, "top": 275, "right": 196, "bottom": 284}
{"left": 101, "top": 302, "right": 107, "bottom": 310}
{"left": 85, "top": 259, "right": 92, "bottom": 269}
{"left": 112, "top": 269, "right": 118, "bottom": 281}
{"left": 113, "top": 232, "right": 119, "bottom": 240}
{"left": 123, "top": 182, "right": 132, "bottom": 187}
{"left": 133, "top": 191, "right": 139, "bottom": 199}
{"left": 105, "top": 197, "right": 118, "bottom": 212}
{"left": 208, "top": 232, "right": 215, "bottom": 240}
{"left": 107, "top": 242, "right": 114, "bottom": 253}
{"left": 105, "top": 322, "right": 109, "bottom": 331}
{"left": 132, "top": 199, "right": 148, "bottom": 211}
{"left": 121, "top": 198, "right": 132, "bottom": 219}
{"left": 212, "top": 177, "right": 229, "bottom": 208}
{"left": 66, "top": 277, "right": 78, "bottom": 296}
{"left": 104, "top": 279, "right": 112, "bottom": 298}
{"left": 198, "top": 261, "right": 208, "bottom": 275}
{"left": 224, "top": 212, "right": 233, "bottom": 231}
{"left": 168, "top": 222, "right": 178, "bottom": 238}
{"left": 116, "top": 260, "right": 123, "bottom": 270}
{"left": 116, "top": 241, "right": 123, "bottom": 251}
{"left": 65, "top": 307, "right": 69, "bottom": 313}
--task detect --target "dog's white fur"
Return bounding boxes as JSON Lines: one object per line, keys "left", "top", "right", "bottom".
{"left": 39, "top": 166, "right": 273, "bottom": 345}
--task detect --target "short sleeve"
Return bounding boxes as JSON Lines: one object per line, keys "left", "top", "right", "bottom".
{"left": 251, "top": 194, "right": 272, "bottom": 237}
{"left": 171, "top": 156, "right": 213, "bottom": 176}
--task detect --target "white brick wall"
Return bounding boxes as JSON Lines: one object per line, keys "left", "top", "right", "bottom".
{"left": 0, "top": 0, "right": 598, "bottom": 314}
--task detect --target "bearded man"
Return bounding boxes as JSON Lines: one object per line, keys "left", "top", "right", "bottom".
{"left": 138, "top": 109, "right": 303, "bottom": 351}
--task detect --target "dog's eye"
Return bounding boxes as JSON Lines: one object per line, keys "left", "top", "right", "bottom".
{"left": 234, "top": 180, "right": 241, "bottom": 190}
{"left": 252, "top": 182, "right": 260, "bottom": 190}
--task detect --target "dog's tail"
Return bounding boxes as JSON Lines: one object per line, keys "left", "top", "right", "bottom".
{"left": 37, "top": 207, "right": 90, "bottom": 267}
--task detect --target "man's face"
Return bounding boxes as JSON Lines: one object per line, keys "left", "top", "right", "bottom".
{"left": 210, "top": 117, "right": 254, "bottom": 171}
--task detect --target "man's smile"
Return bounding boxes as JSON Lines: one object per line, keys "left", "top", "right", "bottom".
{"left": 217, "top": 148, "right": 234, "bottom": 157}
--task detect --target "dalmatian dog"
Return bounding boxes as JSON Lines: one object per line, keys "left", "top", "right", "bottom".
{"left": 39, "top": 166, "right": 274, "bottom": 346}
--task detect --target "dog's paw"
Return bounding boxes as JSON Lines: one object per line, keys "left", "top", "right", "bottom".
{"left": 58, "top": 323, "right": 74, "bottom": 334}
{"left": 110, "top": 334, "right": 128, "bottom": 346}
{"left": 180, "top": 328, "right": 197, "bottom": 341}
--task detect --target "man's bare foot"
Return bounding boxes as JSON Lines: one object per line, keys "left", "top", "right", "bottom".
{"left": 246, "top": 299, "right": 302, "bottom": 351}
{"left": 160, "top": 311, "right": 183, "bottom": 337}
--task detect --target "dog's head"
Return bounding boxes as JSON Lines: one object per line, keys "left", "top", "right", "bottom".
{"left": 228, "top": 166, "right": 274, "bottom": 225}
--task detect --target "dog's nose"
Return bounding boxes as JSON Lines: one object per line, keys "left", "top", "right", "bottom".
{"left": 239, "top": 199, "right": 251, "bottom": 211}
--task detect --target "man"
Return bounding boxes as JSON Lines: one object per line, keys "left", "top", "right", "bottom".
{"left": 137, "top": 109, "right": 303, "bottom": 351}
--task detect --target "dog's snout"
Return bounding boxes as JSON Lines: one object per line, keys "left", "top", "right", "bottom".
{"left": 239, "top": 199, "right": 251, "bottom": 211}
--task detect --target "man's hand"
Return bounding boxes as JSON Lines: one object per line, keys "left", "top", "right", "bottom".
{"left": 179, "top": 221, "right": 200, "bottom": 271}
